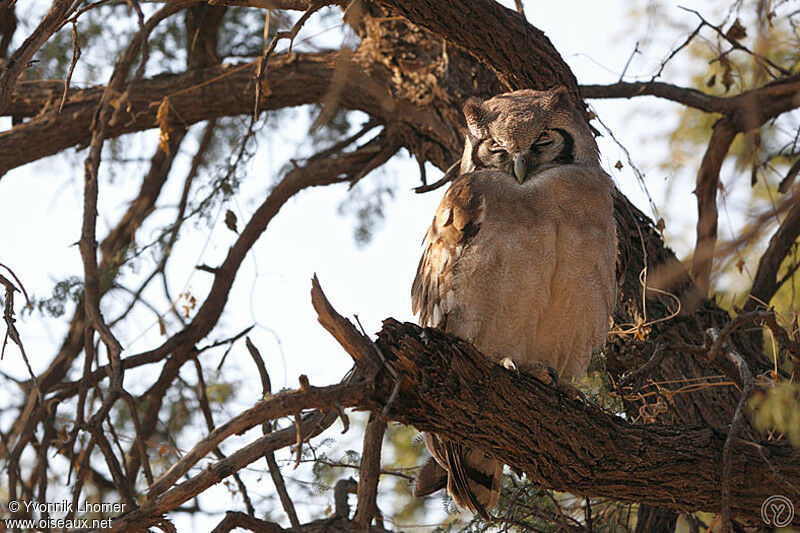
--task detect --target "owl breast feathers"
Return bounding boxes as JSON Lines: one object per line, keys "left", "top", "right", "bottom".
{"left": 411, "top": 87, "right": 618, "bottom": 518}
{"left": 412, "top": 166, "right": 617, "bottom": 378}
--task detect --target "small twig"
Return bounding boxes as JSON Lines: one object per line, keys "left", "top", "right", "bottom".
{"left": 777, "top": 158, "right": 800, "bottom": 193}
{"left": 678, "top": 6, "right": 791, "bottom": 77}
{"left": 246, "top": 336, "right": 300, "bottom": 528}
{"left": 58, "top": 21, "right": 81, "bottom": 114}
{"left": 334, "top": 403, "right": 350, "bottom": 433}
{"left": 584, "top": 498, "right": 593, "bottom": 532}
{"left": 618, "top": 344, "right": 667, "bottom": 389}
{"left": 414, "top": 159, "right": 460, "bottom": 193}
{"left": 416, "top": 155, "right": 427, "bottom": 187}
{"left": 618, "top": 41, "right": 639, "bottom": 82}
{"left": 293, "top": 410, "right": 303, "bottom": 468}
{"left": 705, "top": 310, "right": 771, "bottom": 364}
{"left": 66, "top": 436, "right": 96, "bottom": 521}
{"left": 591, "top": 106, "right": 662, "bottom": 226}
{"left": 650, "top": 22, "right": 703, "bottom": 81}
{"left": 120, "top": 390, "right": 154, "bottom": 485}
{"left": 203, "top": 328, "right": 258, "bottom": 360}
{"left": 253, "top": 0, "right": 325, "bottom": 118}
{"left": 0, "top": 273, "right": 40, "bottom": 400}
{"left": 719, "top": 346, "right": 753, "bottom": 533}
{"left": 295, "top": 457, "right": 415, "bottom": 481}
{"left": 245, "top": 336, "right": 272, "bottom": 395}
{"left": 0, "top": 262, "right": 31, "bottom": 308}
{"left": 145, "top": 381, "right": 360, "bottom": 499}
{"left": 513, "top": 0, "right": 525, "bottom": 18}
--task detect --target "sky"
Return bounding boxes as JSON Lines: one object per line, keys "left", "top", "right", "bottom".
{"left": 0, "top": 0, "right": 763, "bottom": 529}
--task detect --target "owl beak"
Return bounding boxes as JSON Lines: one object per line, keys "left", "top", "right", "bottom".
{"left": 513, "top": 154, "right": 527, "bottom": 183}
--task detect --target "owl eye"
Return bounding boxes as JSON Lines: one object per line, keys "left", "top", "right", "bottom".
{"left": 535, "top": 131, "right": 554, "bottom": 146}
{"left": 488, "top": 141, "right": 506, "bottom": 154}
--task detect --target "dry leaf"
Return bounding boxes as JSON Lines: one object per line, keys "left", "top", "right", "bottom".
{"left": 156, "top": 96, "right": 172, "bottom": 155}
{"left": 656, "top": 218, "right": 665, "bottom": 232}
{"left": 614, "top": 160, "right": 623, "bottom": 170}
{"left": 158, "top": 315, "right": 166, "bottom": 336}
{"left": 725, "top": 18, "right": 747, "bottom": 42}
{"left": 706, "top": 73, "right": 716, "bottom": 87}
{"left": 736, "top": 259, "right": 745, "bottom": 273}
{"left": 224, "top": 209, "right": 238, "bottom": 233}
{"left": 722, "top": 66, "right": 734, "bottom": 92}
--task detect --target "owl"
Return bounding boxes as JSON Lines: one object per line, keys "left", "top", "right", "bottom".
{"left": 411, "top": 87, "right": 617, "bottom": 518}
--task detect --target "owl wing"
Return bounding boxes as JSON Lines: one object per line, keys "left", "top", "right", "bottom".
{"left": 411, "top": 175, "right": 483, "bottom": 329}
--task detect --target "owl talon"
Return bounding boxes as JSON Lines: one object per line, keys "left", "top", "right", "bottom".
{"left": 500, "top": 357, "right": 518, "bottom": 373}
{"left": 557, "top": 382, "right": 587, "bottom": 403}
{"left": 527, "top": 361, "right": 558, "bottom": 386}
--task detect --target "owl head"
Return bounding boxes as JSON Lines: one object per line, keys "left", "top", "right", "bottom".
{"left": 459, "top": 87, "right": 599, "bottom": 183}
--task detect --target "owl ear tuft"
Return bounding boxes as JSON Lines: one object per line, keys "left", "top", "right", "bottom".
{"left": 546, "top": 85, "right": 572, "bottom": 108}
{"left": 463, "top": 97, "right": 487, "bottom": 134}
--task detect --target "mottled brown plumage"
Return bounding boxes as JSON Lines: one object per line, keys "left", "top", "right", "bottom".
{"left": 412, "top": 87, "right": 617, "bottom": 518}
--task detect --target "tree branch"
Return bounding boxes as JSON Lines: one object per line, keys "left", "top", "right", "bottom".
{"left": 691, "top": 119, "right": 736, "bottom": 295}
{"left": 309, "top": 279, "right": 800, "bottom": 526}
{"left": 0, "top": 49, "right": 450, "bottom": 175}
{"left": 353, "top": 413, "right": 386, "bottom": 529}
{"left": 745, "top": 194, "right": 800, "bottom": 310}
{"left": 373, "top": 0, "right": 581, "bottom": 100}
{"left": 0, "top": 0, "right": 75, "bottom": 114}
{"left": 580, "top": 81, "right": 729, "bottom": 114}
{"left": 114, "top": 409, "right": 345, "bottom": 531}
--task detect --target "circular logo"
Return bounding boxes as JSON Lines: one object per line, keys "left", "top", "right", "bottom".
{"left": 762, "top": 495, "right": 795, "bottom": 528}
